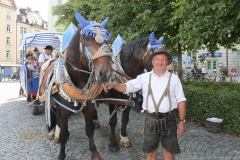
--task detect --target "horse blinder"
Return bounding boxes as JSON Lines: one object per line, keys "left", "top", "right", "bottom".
{"left": 91, "top": 45, "right": 111, "bottom": 61}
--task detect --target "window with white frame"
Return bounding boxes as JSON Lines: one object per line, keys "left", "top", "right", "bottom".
{"left": 6, "top": 25, "right": 10, "bottom": 31}
{"left": 6, "top": 51, "right": 10, "bottom": 58}
{"left": 20, "top": 27, "right": 23, "bottom": 33}
{"left": 6, "top": 37, "right": 10, "bottom": 44}
{"left": 6, "top": 11, "right": 11, "bottom": 19}
{"left": 43, "top": 23, "right": 47, "bottom": 29}
{"left": 20, "top": 27, "right": 27, "bottom": 33}
{"left": 22, "top": 16, "right": 26, "bottom": 22}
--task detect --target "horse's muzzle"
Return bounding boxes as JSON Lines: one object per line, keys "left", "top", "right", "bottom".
{"left": 96, "top": 67, "right": 112, "bottom": 83}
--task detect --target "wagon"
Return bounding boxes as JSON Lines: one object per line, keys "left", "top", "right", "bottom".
{"left": 19, "top": 32, "right": 63, "bottom": 115}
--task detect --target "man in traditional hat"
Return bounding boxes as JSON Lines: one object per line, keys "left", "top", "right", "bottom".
{"left": 38, "top": 45, "right": 54, "bottom": 67}
{"left": 104, "top": 48, "right": 186, "bottom": 160}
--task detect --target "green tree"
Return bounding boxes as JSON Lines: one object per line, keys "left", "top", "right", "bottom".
{"left": 176, "top": 0, "right": 240, "bottom": 54}
{"left": 52, "top": 0, "right": 240, "bottom": 81}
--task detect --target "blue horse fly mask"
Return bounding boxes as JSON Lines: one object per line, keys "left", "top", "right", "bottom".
{"left": 148, "top": 32, "right": 164, "bottom": 51}
{"left": 75, "top": 11, "right": 112, "bottom": 62}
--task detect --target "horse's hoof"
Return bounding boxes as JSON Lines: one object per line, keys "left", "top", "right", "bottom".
{"left": 120, "top": 141, "right": 131, "bottom": 147}
{"left": 54, "top": 136, "right": 60, "bottom": 143}
{"left": 91, "top": 150, "right": 103, "bottom": 160}
{"left": 93, "top": 120, "right": 100, "bottom": 128}
{"left": 109, "top": 142, "right": 120, "bottom": 152}
{"left": 120, "top": 135, "right": 131, "bottom": 147}
{"left": 48, "top": 134, "right": 54, "bottom": 140}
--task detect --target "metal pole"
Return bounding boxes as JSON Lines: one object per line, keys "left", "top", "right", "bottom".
{"left": 226, "top": 49, "right": 228, "bottom": 68}
{"left": 16, "top": 19, "right": 17, "bottom": 64}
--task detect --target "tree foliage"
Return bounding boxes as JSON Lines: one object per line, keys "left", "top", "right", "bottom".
{"left": 52, "top": 0, "right": 240, "bottom": 80}
{"left": 176, "top": 0, "right": 240, "bottom": 53}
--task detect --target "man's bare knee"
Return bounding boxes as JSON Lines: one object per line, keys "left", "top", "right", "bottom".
{"left": 162, "top": 148, "right": 174, "bottom": 160}
{"left": 147, "top": 148, "right": 158, "bottom": 160}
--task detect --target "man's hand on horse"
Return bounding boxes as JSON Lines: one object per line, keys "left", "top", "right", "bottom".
{"left": 104, "top": 83, "right": 115, "bottom": 92}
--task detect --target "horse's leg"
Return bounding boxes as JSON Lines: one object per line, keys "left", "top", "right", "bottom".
{"left": 120, "top": 106, "right": 131, "bottom": 147}
{"left": 84, "top": 103, "right": 102, "bottom": 160}
{"left": 93, "top": 106, "right": 100, "bottom": 128}
{"left": 48, "top": 109, "right": 57, "bottom": 140}
{"left": 54, "top": 118, "right": 61, "bottom": 143}
{"left": 108, "top": 104, "right": 120, "bottom": 152}
{"left": 58, "top": 109, "right": 70, "bottom": 160}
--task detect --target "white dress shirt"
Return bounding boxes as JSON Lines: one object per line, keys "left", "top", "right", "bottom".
{"left": 38, "top": 53, "right": 53, "bottom": 63}
{"left": 124, "top": 70, "right": 186, "bottom": 113}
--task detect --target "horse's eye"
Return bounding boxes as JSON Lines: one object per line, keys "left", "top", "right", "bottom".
{"left": 85, "top": 37, "right": 90, "bottom": 41}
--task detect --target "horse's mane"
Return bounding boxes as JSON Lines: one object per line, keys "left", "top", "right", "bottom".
{"left": 120, "top": 37, "right": 149, "bottom": 62}
{"left": 67, "top": 27, "right": 88, "bottom": 65}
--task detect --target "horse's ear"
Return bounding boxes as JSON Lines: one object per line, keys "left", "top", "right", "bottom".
{"left": 75, "top": 11, "right": 90, "bottom": 29}
{"left": 159, "top": 36, "right": 164, "bottom": 44}
{"left": 149, "top": 32, "right": 155, "bottom": 45}
{"left": 100, "top": 17, "right": 109, "bottom": 29}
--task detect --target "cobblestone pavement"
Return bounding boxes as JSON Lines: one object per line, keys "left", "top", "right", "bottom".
{"left": 1, "top": 81, "right": 240, "bottom": 160}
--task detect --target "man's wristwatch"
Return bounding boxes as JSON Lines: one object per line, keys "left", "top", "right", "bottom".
{"left": 179, "top": 119, "right": 185, "bottom": 123}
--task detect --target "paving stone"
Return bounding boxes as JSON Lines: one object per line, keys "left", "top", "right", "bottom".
{"left": 1, "top": 82, "right": 240, "bottom": 160}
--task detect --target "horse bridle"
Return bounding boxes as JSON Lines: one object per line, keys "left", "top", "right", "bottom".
{"left": 62, "top": 25, "right": 112, "bottom": 74}
{"left": 142, "top": 49, "right": 152, "bottom": 61}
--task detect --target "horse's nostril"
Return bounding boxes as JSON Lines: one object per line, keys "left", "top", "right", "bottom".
{"left": 99, "top": 70, "right": 103, "bottom": 77}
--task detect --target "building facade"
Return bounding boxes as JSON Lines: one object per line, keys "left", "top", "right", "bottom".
{"left": 16, "top": 7, "right": 48, "bottom": 64}
{"left": 48, "top": 0, "right": 68, "bottom": 32}
{"left": 182, "top": 45, "right": 240, "bottom": 76}
{"left": 0, "top": 0, "right": 48, "bottom": 65}
{"left": 0, "top": 0, "right": 17, "bottom": 65}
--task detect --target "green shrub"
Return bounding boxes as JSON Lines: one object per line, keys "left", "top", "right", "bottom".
{"left": 183, "top": 82, "right": 240, "bottom": 135}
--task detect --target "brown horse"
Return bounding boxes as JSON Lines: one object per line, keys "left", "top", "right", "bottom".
{"left": 38, "top": 12, "right": 113, "bottom": 160}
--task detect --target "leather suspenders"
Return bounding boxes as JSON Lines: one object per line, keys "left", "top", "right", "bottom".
{"left": 146, "top": 73, "right": 172, "bottom": 114}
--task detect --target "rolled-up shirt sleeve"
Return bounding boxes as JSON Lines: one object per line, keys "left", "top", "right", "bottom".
{"left": 124, "top": 75, "right": 142, "bottom": 94}
{"left": 175, "top": 77, "right": 186, "bottom": 103}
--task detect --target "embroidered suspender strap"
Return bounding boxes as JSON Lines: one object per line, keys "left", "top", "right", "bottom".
{"left": 146, "top": 74, "right": 152, "bottom": 112}
{"left": 43, "top": 53, "right": 52, "bottom": 63}
{"left": 167, "top": 73, "right": 172, "bottom": 114}
{"left": 146, "top": 73, "right": 172, "bottom": 113}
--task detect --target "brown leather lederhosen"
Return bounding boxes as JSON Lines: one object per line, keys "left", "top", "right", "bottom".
{"left": 146, "top": 73, "right": 172, "bottom": 114}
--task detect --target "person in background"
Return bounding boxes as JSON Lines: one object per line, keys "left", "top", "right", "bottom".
{"left": 231, "top": 65, "right": 237, "bottom": 76}
{"left": 208, "top": 68, "right": 213, "bottom": 76}
{"left": 26, "top": 56, "right": 39, "bottom": 77}
{"left": 104, "top": 48, "right": 186, "bottom": 160}
{"left": 201, "top": 65, "right": 206, "bottom": 74}
{"left": 19, "top": 63, "right": 26, "bottom": 98}
{"left": 19, "top": 83, "right": 25, "bottom": 98}
{"left": 38, "top": 45, "right": 54, "bottom": 67}
{"left": 193, "top": 63, "right": 198, "bottom": 74}
{"left": 33, "top": 47, "right": 41, "bottom": 60}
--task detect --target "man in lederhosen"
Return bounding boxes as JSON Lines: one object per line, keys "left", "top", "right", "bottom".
{"left": 38, "top": 45, "right": 54, "bottom": 67}
{"left": 104, "top": 48, "right": 186, "bottom": 160}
